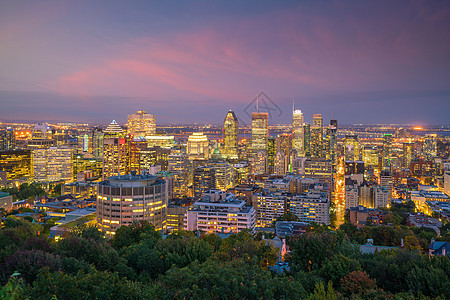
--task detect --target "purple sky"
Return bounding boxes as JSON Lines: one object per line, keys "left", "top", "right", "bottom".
{"left": 1, "top": 0, "right": 449, "bottom": 125}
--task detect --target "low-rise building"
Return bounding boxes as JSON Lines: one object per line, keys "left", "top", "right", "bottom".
{"left": 0, "top": 192, "right": 13, "bottom": 211}
{"left": 348, "top": 206, "right": 388, "bottom": 228}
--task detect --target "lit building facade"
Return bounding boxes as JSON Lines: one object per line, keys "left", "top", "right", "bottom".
{"left": 193, "top": 166, "right": 215, "bottom": 198}
{"left": 33, "top": 147, "right": 73, "bottom": 182}
{"left": 310, "top": 114, "right": 323, "bottom": 158}
{"left": 344, "top": 135, "right": 360, "bottom": 161}
{"left": 223, "top": 110, "right": 239, "bottom": 159}
{"left": 0, "top": 150, "right": 33, "bottom": 180}
{"left": 288, "top": 192, "right": 330, "bottom": 225}
{"left": 251, "top": 112, "right": 268, "bottom": 156}
{"left": 187, "top": 132, "right": 209, "bottom": 161}
{"left": 127, "top": 110, "right": 156, "bottom": 138}
{"left": 97, "top": 173, "right": 168, "bottom": 237}
{"left": 292, "top": 109, "right": 304, "bottom": 156}
{"left": 104, "top": 120, "right": 125, "bottom": 138}
{"left": 102, "top": 138, "right": 129, "bottom": 180}
{"left": 403, "top": 142, "right": 414, "bottom": 169}
{"left": 185, "top": 190, "right": 256, "bottom": 233}
{"left": 423, "top": 134, "right": 437, "bottom": 159}
{"left": 0, "top": 128, "right": 15, "bottom": 150}
{"left": 253, "top": 192, "right": 286, "bottom": 227}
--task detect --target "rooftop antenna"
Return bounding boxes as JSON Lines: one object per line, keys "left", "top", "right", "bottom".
{"left": 292, "top": 98, "right": 295, "bottom": 113}
{"left": 256, "top": 92, "right": 259, "bottom": 112}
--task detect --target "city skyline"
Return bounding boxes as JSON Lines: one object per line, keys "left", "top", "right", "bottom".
{"left": 1, "top": 1, "right": 450, "bottom": 124}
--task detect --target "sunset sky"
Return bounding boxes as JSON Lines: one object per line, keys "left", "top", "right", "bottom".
{"left": 1, "top": 0, "right": 449, "bottom": 125}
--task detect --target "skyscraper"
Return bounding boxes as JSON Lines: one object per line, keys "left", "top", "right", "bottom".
{"left": 104, "top": 120, "right": 125, "bottom": 139}
{"left": 328, "top": 120, "right": 337, "bottom": 163}
{"left": 102, "top": 138, "right": 129, "bottom": 180}
{"left": 251, "top": 112, "right": 268, "bottom": 156}
{"left": 303, "top": 123, "right": 311, "bottom": 157}
{"left": 127, "top": 110, "right": 156, "bottom": 138}
{"left": 276, "top": 133, "right": 292, "bottom": 174}
{"left": 292, "top": 109, "right": 304, "bottom": 156}
{"left": 310, "top": 114, "right": 323, "bottom": 158}
{"left": 382, "top": 134, "right": 392, "bottom": 170}
{"left": 187, "top": 132, "right": 209, "bottom": 161}
{"left": 0, "top": 128, "right": 15, "bottom": 150}
{"left": 223, "top": 110, "right": 239, "bottom": 159}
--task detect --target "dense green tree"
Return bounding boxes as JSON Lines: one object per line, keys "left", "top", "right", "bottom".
{"left": 318, "top": 254, "right": 362, "bottom": 288}
{"left": 110, "top": 220, "right": 160, "bottom": 250}
{"left": 27, "top": 269, "right": 151, "bottom": 300}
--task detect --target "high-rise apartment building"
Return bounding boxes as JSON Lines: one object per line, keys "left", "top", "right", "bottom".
{"left": 310, "top": 114, "right": 323, "bottom": 158}
{"left": 127, "top": 110, "right": 156, "bottom": 138}
{"left": 185, "top": 190, "right": 256, "bottom": 233}
{"left": 223, "top": 110, "right": 239, "bottom": 159}
{"left": 33, "top": 147, "right": 73, "bottom": 182}
{"left": 102, "top": 138, "right": 129, "bottom": 180}
{"left": 0, "top": 128, "right": 15, "bottom": 150}
{"left": 193, "top": 166, "right": 215, "bottom": 198}
{"left": 97, "top": 173, "right": 168, "bottom": 237}
{"left": 292, "top": 109, "right": 304, "bottom": 156}
{"left": 253, "top": 192, "right": 286, "bottom": 227}
{"left": 251, "top": 112, "right": 268, "bottom": 156}
{"left": 168, "top": 152, "right": 190, "bottom": 198}
{"left": 187, "top": 132, "right": 209, "bottom": 161}
{"left": 288, "top": 192, "right": 330, "bottom": 225}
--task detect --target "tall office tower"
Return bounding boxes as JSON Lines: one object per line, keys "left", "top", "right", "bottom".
{"left": 0, "top": 128, "right": 15, "bottom": 150}
{"left": 303, "top": 123, "right": 311, "bottom": 156}
{"left": 310, "top": 114, "right": 323, "bottom": 158}
{"left": 344, "top": 135, "right": 360, "bottom": 161}
{"left": 379, "top": 170, "right": 393, "bottom": 200}
{"left": 73, "top": 154, "right": 102, "bottom": 181}
{"left": 169, "top": 152, "right": 190, "bottom": 197}
{"left": 292, "top": 109, "right": 304, "bottom": 156}
{"left": 104, "top": 120, "right": 125, "bottom": 139}
{"left": 382, "top": 134, "right": 392, "bottom": 170}
{"left": 33, "top": 147, "right": 73, "bottom": 182}
{"left": 193, "top": 166, "right": 216, "bottom": 198}
{"left": 127, "top": 110, "right": 156, "bottom": 138}
{"left": 223, "top": 110, "right": 239, "bottom": 159}
{"left": 187, "top": 132, "right": 209, "bottom": 161}
{"left": 129, "top": 140, "right": 157, "bottom": 173}
{"left": 102, "top": 138, "right": 129, "bottom": 180}
{"left": 267, "top": 136, "right": 275, "bottom": 173}
{"left": 0, "top": 150, "right": 33, "bottom": 180}
{"left": 97, "top": 173, "right": 168, "bottom": 237}
{"left": 423, "top": 134, "right": 437, "bottom": 159}
{"left": 362, "top": 146, "right": 379, "bottom": 169}
{"left": 403, "top": 142, "right": 414, "bottom": 169}
{"left": 92, "top": 127, "right": 104, "bottom": 158}
{"left": 251, "top": 112, "right": 268, "bottom": 156}
{"left": 328, "top": 120, "right": 338, "bottom": 163}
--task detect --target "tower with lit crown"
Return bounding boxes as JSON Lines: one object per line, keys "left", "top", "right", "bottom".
{"left": 127, "top": 110, "right": 156, "bottom": 138}
{"left": 223, "top": 110, "right": 239, "bottom": 159}
{"left": 310, "top": 114, "right": 323, "bottom": 158}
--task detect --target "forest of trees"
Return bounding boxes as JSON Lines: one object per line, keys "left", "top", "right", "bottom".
{"left": 0, "top": 216, "right": 449, "bottom": 299}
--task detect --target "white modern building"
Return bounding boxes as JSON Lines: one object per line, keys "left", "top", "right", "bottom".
{"left": 185, "top": 190, "right": 255, "bottom": 233}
